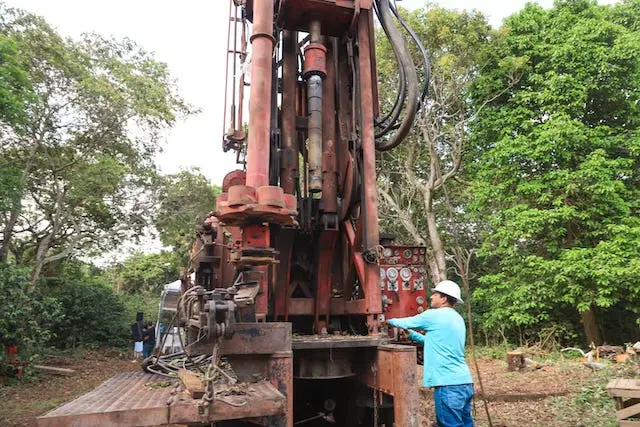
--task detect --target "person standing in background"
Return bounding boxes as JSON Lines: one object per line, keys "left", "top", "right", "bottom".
{"left": 130, "top": 312, "right": 144, "bottom": 361}
{"left": 142, "top": 321, "right": 156, "bottom": 359}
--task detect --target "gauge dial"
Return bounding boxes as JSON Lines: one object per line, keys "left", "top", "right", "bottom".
{"left": 400, "top": 267, "right": 412, "bottom": 282}
{"left": 386, "top": 267, "right": 398, "bottom": 281}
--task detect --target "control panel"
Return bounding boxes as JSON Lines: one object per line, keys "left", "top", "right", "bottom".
{"left": 378, "top": 245, "right": 428, "bottom": 323}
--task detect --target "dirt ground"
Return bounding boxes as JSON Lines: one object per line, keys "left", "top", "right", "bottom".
{"left": 418, "top": 358, "right": 593, "bottom": 427}
{"left": 0, "top": 348, "right": 634, "bottom": 426}
{"left": 0, "top": 348, "right": 138, "bottom": 427}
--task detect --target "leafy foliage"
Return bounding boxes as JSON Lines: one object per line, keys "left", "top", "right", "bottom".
{"left": 0, "top": 30, "right": 33, "bottom": 127}
{"left": 0, "top": 6, "right": 193, "bottom": 281}
{"left": 469, "top": 0, "right": 640, "bottom": 341}
{"left": 154, "top": 169, "right": 220, "bottom": 263}
{"left": 0, "top": 264, "right": 60, "bottom": 356}
{"left": 117, "top": 251, "right": 181, "bottom": 294}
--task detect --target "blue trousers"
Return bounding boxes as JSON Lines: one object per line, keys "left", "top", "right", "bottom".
{"left": 434, "top": 383, "right": 474, "bottom": 427}
{"left": 143, "top": 343, "right": 154, "bottom": 359}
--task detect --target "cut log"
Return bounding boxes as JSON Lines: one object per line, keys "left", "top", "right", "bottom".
{"left": 178, "top": 369, "right": 205, "bottom": 399}
{"left": 33, "top": 365, "right": 75, "bottom": 376}
{"left": 506, "top": 351, "right": 525, "bottom": 372}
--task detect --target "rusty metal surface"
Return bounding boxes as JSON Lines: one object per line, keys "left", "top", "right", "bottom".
{"left": 189, "top": 322, "right": 292, "bottom": 356}
{"left": 245, "top": 0, "right": 274, "bottom": 189}
{"left": 292, "top": 334, "right": 383, "bottom": 350}
{"left": 37, "top": 372, "right": 287, "bottom": 427}
{"left": 359, "top": 344, "right": 420, "bottom": 427}
{"left": 37, "top": 372, "right": 174, "bottom": 427}
{"left": 264, "top": 0, "right": 372, "bottom": 36}
{"left": 357, "top": 10, "right": 383, "bottom": 323}
{"left": 268, "top": 352, "right": 294, "bottom": 427}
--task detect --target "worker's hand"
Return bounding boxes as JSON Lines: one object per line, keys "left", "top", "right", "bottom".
{"left": 398, "top": 329, "right": 409, "bottom": 340}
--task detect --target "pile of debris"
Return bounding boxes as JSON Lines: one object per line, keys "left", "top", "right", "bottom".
{"left": 561, "top": 342, "right": 640, "bottom": 370}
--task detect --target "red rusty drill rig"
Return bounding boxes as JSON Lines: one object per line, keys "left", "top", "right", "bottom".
{"left": 36, "top": 1, "right": 430, "bottom": 426}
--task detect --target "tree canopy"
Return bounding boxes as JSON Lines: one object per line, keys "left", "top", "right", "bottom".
{"left": 469, "top": 0, "right": 640, "bottom": 344}
{"left": 0, "top": 6, "right": 193, "bottom": 283}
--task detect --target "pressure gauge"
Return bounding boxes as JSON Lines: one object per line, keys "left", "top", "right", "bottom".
{"left": 383, "top": 247, "right": 392, "bottom": 258}
{"left": 386, "top": 267, "right": 398, "bottom": 281}
{"left": 412, "top": 255, "right": 419, "bottom": 262}
{"left": 416, "top": 296, "right": 425, "bottom": 305}
{"left": 400, "top": 267, "right": 412, "bottom": 282}
{"left": 403, "top": 249, "right": 412, "bottom": 259}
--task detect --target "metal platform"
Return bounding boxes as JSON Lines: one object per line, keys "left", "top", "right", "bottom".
{"left": 37, "top": 371, "right": 286, "bottom": 427}
{"left": 292, "top": 334, "right": 386, "bottom": 350}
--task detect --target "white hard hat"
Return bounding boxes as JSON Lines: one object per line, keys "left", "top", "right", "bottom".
{"left": 432, "top": 280, "right": 463, "bottom": 303}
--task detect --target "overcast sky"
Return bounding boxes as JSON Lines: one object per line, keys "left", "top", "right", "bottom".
{"left": 9, "top": 0, "right": 567, "bottom": 186}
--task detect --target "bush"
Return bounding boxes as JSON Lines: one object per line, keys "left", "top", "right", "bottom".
{"left": 0, "top": 264, "right": 61, "bottom": 358}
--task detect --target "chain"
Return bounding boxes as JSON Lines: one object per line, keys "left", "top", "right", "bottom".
{"left": 198, "top": 339, "right": 220, "bottom": 418}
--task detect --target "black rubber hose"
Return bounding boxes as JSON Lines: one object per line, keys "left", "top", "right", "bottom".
{"left": 373, "top": 1, "right": 407, "bottom": 130}
{"left": 375, "top": 0, "right": 419, "bottom": 151}
{"left": 390, "top": 0, "right": 431, "bottom": 109}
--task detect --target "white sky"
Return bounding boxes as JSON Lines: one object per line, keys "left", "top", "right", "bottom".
{"left": 8, "top": 0, "right": 567, "bottom": 186}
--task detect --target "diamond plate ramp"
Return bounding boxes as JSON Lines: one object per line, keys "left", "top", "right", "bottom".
{"left": 36, "top": 371, "right": 286, "bottom": 427}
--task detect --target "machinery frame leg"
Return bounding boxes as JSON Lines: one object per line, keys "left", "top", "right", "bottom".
{"left": 361, "top": 344, "right": 420, "bottom": 427}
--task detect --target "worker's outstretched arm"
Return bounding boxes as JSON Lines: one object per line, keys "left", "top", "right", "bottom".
{"left": 388, "top": 310, "right": 435, "bottom": 332}
{"left": 407, "top": 330, "right": 425, "bottom": 345}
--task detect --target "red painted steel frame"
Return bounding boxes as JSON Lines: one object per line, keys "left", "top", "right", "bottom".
{"left": 357, "top": 10, "right": 382, "bottom": 326}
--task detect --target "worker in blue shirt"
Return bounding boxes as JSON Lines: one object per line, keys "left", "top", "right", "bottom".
{"left": 388, "top": 280, "right": 474, "bottom": 427}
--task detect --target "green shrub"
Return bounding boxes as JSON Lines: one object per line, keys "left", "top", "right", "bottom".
{"left": 0, "top": 264, "right": 61, "bottom": 358}
{"left": 41, "top": 270, "right": 131, "bottom": 349}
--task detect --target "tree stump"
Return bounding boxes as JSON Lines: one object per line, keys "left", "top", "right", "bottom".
{"left": 507, "top": 351, "right": 525, "bottom": 372}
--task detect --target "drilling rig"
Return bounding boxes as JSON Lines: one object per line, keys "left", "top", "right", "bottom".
{"left": 37, "top": 0, "right": 430, "bottom": 426}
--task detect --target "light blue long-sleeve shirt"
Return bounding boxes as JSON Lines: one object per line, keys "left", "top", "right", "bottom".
{"left": 388, "top": 307, "right": 473, "bottom": 388}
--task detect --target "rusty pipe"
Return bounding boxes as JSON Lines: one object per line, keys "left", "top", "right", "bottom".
{"left": 245, "top": 0, "right": 274, "bottom": 188}
{"left": 304, "top": 20, "right": 325, "bottom": 193}
{"left": 307, "top": 75, "right": 323, "bottom": 193}
{"left": 321, "top": 37, "right": 337, "bottom": 213}
{"left": 280, "top": 30, "right": 298, "bottom": 195}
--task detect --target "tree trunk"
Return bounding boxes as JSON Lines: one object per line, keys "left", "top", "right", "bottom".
{"left": 581, "top": 307, "right": 602, "bottom": 346}
{"left": 426, "top": 211, "right": 447, "bottom": 281}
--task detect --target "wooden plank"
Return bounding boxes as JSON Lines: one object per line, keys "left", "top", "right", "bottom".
{"left": 615, "top": 379, "right": 640, "bottom": 389}
{"left": 33, "top": 365, "right": 75, "bottom": 376}
{"left": 617, "top": 402, "right": 640, "bottom": 421}
{"left": 610, "top": 389, "right": 640, "bottom": 398}
{"left": 178, "top": 369, "right": 204, "bottom": 399}
{"left": 619, "top": 421, "right": 640, "bottom": 427}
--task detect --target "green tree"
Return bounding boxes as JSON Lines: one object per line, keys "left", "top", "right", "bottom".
{"left": 375, "top": 6, "right": 510, "bottom": 283}
{"left": 469, "top": 0, "right": 640, "bottom": 344}
{"left": 0, "top": 7, "right": 193, "bottom": 281}
{"left": 154, "top": 168, "right": 220, "bottom": 263}
{"left": 117, "top": 251, "right": 181, "bottom": 294}
{"left": 0, "top": 29, "right": 33, "bottom": 127}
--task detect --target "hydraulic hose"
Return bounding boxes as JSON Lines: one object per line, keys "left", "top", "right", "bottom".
{"left": 374, "top": 0, "right": 419, "bottom": 152}
{"left": 389, "top": 0, "right": 431, "bottom": 110}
